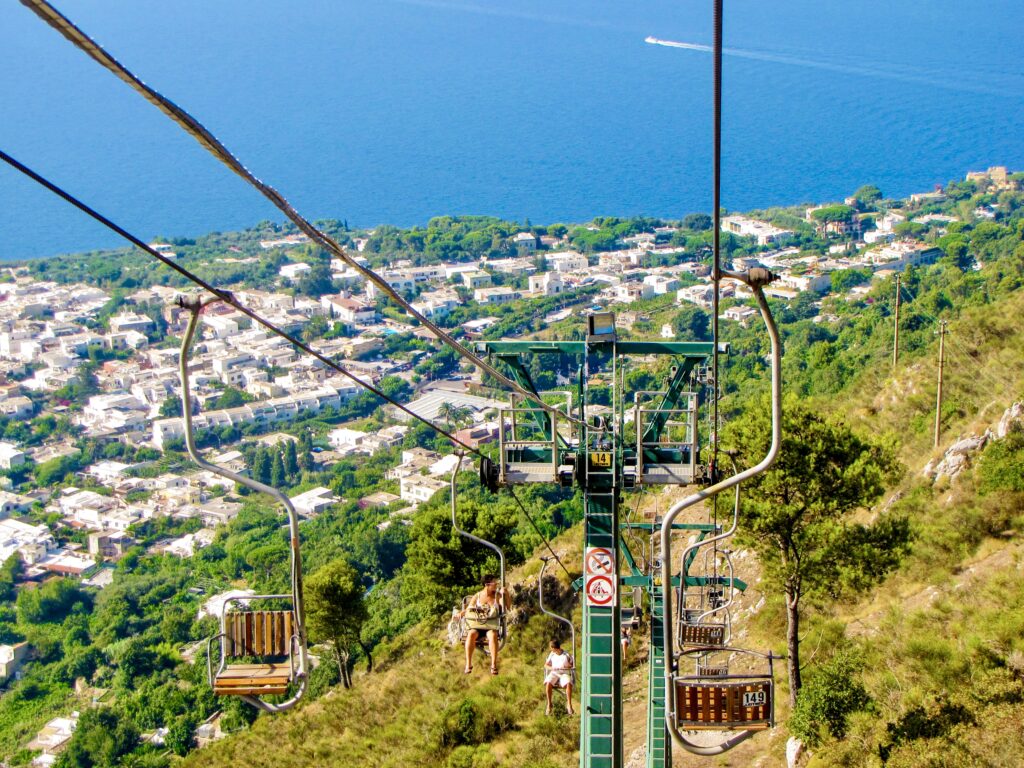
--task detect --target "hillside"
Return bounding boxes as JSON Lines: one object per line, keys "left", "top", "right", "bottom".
{"left": 182, "top": 526, "right": 588, "bottom": 768}
{"left": 181, "top": 283, "right": 1024, "bottom": 766}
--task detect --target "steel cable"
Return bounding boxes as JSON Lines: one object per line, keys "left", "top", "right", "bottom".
{"left": 19, "top": 0, "right": 587, "bottom": 431}
{"left": 0, "top": 149, "right": 484, "bottom": 458}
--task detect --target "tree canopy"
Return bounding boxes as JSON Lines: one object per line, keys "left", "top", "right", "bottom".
{"left": 726, "top": 396, "right": 908, "bottom": 706}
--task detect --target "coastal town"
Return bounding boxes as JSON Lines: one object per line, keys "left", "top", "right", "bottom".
{"left": 0, "top": 164, "right": 1019, "bottom": 763}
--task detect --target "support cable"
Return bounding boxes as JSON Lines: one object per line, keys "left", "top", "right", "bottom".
{"left": 0, "top": 148, "right": 484, "bottom": 458}
{"left": 19, "top": 0, "right": 587, "bottom": 431}
{"left": 709, "top": 0, "right": 724, "bottom": 479}
{"left": 507, "top": 486, "right": 576, "bottom": 588}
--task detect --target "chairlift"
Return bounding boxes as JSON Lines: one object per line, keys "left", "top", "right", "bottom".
{"left": 448, "top": 453, "right": 507, "bottom": 653}
{"left": 177, "top": 296, "right": 308, "bottom": 713}
{"left": 659, "top": 273, "right": 783, "bottom": 755}
{"left": 674, "top": 646, "right": 775, "bottom": 731}
{"left": 538, "top": 556, "right": 576, "bottom": 689}
{"left": 621, "top": 586, "right": 643, "bottom": 631}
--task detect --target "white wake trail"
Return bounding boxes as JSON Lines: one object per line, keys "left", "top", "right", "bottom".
{"left": 644, "top": 36, "right": 1016, "bottom": 98}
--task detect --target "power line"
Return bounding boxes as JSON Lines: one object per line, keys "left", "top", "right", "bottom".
{"left": 19, "top": 0, "right": 587, "bottom": 432}
{"left": 507, "top": 486, "right": 576, "bottom": 588}
{"left": 0, "top": 148, "right": 484, "bottom": 458}
{"left": 897, "top": 282, "right": 1018, "bottom": 396}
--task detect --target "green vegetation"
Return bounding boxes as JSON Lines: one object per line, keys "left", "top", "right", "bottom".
{"left": 2, "top": 173, "right": 1023, "bottom": 766}
{"left": 729, "top": 398, "right": 908, "bottom": 707}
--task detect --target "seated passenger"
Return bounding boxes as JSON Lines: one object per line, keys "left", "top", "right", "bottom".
{"left": 544, "top": 639, "right": 575, "bottom": 715}
{"left": 460, "top": 574, "right": 510, "bottom": 675}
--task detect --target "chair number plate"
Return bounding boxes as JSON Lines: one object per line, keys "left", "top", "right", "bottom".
{"left": 590, "top": 452, "right": 612, "bottom": 467}
{"left": 742, "top": 691, "right": 766, "bottom": 707}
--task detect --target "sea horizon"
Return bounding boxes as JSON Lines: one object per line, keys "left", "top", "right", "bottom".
{"left": 2, "top": 0, "right": 1022, "bottom": 261}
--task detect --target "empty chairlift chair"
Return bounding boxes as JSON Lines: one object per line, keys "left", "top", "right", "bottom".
{"left": 673, "top": 647, "right": 775, "bottom": 731}
{"left": 659, "top": 277, "right": 784, "bottom": 754}
{"left": 178, "top": 295, "right": 309, "bottom": 712}
{"left": 210, "top": 596, "right": 298, "bottom": 697}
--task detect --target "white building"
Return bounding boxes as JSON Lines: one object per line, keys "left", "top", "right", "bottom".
{"left": 676, "top": 284, "right": 715, "bottom": 308}
{"left": 462, "top": 271, "right": 493, "bottom": 290}
{"left": 721, "top": 216, "right": 794, "bottom": 246}
{"left": 328, "top": 427, "right": 366, "bottom": 452}
{"left": 290, "top": 487, "right": 338, "bottom": 517}
{"left": 321, "top": 296, "right": 376, "bottom": 325}
{"left": 547, "top": 251, "right": 588, "bottom": 273}
{"left": 152, "top": 383, "right": 355, "bottom": 448}
{"left": 723, "top": 305, "right": 758, "bottom": 325}
{"left": 0, "top": 442, "right": 26, "bottom": 470}
{"left": 399, "top": 473, "right": 449, "bottom": 505}
{"left": 108, "top": 312, "right": 153, "bottom": 334}
{"left": 643, "top": 275, "right": 679, "bottom": 295}
{"left": 473, "top": 287, "right": 520, "bottom": 305}
{"left": 615, "top": 283, "right": 654, "bottom": 304}
{"left": 279, "top": 262, "right": 312, "bottom": 280}
{"left": 528, "top": 272, "right": 565, "bottom": 296}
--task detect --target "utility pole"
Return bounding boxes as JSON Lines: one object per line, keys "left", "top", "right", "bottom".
{"left": 934, "top": 321, "right": 947, "bottom": 449}
{"left": 892, "top": 274, "right": 901, "bottom": 367}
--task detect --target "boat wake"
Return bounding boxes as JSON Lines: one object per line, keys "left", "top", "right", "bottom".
{"left": 643, "top": 36, "right": 1017, "bottom": 98}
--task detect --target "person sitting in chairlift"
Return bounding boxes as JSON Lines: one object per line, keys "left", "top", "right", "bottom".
{"left": 544, "top": 639, "right": 574, "bottom": 715}
{"left": 460, "top": 573, "right": 510, "bottom": 675}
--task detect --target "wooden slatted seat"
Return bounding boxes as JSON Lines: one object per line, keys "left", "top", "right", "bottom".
{"left": 213, "top": 663, "right": 292, "bottom": 696}
{"left": 679, "top": 623, "right": 726, "bottom": 646}
{"left": 674, "top": 680, "right": 772, "bottom": 731}
{"left": 212, "top": 610, "right": 296, "bottom": 697}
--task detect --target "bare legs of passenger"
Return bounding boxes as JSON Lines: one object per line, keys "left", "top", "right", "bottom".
{"left": 545, "top": 681, "right": 574, "bottom": 715}
{"left": 464, "top": 629, "right": 479, "bottom": 673}
{"left": 487, "top": 630, "right": 499, "bottom": 674}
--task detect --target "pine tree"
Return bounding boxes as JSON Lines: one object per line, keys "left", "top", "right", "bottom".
{"left": 298, "top": 431, "right": 314, "bottom": 472}
{"left": 270, "top": 452, "right": 286, "bottom": 488}
{"left": 284, "top": 440, "right": 299, "bottom": 478}
{"left": 251, "top": 447, "right": 271, "bottom": 485}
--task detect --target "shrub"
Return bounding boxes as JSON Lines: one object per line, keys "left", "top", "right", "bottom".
{"left": 789, "top": 651, "right": 871, "bottom": 746}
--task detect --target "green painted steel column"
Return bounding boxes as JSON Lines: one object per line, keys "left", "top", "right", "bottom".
{"left": 581, "top": 485, "right": 622, "bottom": 768}
{"left": 646, "top": 577, "right": 670, "bottom": 768}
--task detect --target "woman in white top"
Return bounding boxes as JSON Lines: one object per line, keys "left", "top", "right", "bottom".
{"left": 544, "top": 639, "right": 575, "bottom": 715}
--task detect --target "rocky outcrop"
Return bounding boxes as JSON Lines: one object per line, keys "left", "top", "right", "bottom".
{"left": 787, "top": 736, "right": 805, "bottom": 768}
{"left": 996, "top": 401, "right": 1024, "bottom": 439}
{"left": 923, "top": 432, "right": 990, "bottom": 481}
{"left": 923, "top": 401, "right": 1023, "bottom": 482}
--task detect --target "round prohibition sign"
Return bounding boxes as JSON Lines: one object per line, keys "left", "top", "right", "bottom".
{"left": 585, "top": 548, "right": 614, "bottom": 576}
{"left": 585, "top": 574, "right": 615, "bottom": 606}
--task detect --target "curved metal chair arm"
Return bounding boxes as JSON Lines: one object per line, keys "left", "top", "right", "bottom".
{"left": 538, "top": 556, "right": 577, "bottom": 665}
{"left": 450, "top": 452, "right": 507, "bottom": 650}
{"left": 206, "top": 632, "right": 228, "bottom": 686}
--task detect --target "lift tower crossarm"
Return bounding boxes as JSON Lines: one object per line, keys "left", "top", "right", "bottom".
{"left": 479, "top": 341, "right": 717, "bottom": 356}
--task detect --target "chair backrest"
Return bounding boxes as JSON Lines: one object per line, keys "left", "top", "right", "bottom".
{"left": 225, "top": 610, "right": 295, "bottom": 658}
{"left": 674, "top": 680, "right": 772, "bottom": 729}
{"left": 679, "top": 623, "right": 726, "bottom": 647}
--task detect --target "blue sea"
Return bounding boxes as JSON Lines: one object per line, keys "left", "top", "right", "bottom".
{"left": 1, "top": 0, "right": 1022, "bottom": 260}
